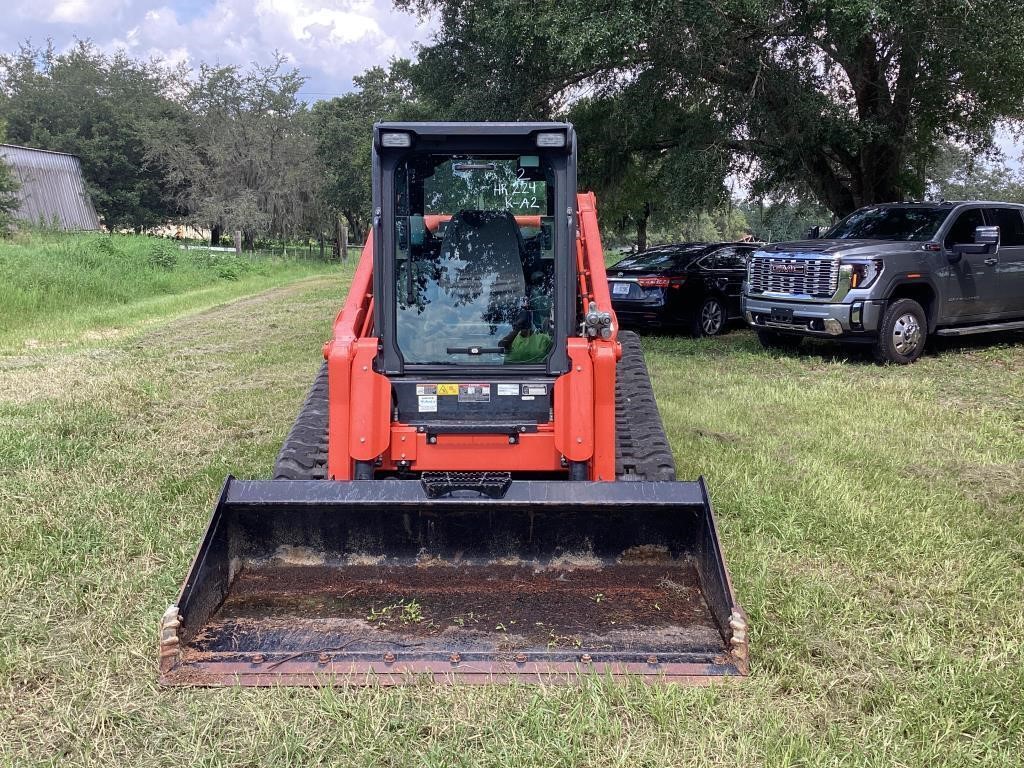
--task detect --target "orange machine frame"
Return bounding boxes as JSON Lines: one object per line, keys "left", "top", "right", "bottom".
{"left": 323, "top": 192, "right": 620, "bottom": 481}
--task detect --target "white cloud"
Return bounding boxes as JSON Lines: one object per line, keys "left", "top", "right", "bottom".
{"left": 4, "top": 0, "right": 434, "bottom": 98}
{"left": 16, "top": 0, "right": 132, "bottom": 25}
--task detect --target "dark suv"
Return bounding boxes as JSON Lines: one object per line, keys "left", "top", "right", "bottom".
{"left": 608, "top": 242, "right": 760, "bottom": 335}
{"left": 742, "top": 202, "right": 1024, "bottom": 363}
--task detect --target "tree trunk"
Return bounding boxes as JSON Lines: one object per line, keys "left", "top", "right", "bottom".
{"left": 343, "top": 211, "right": 362, "bottom": 247}
{"left": 635, "top": 202, "right": 651, "bottom": 252}
{"left": 210, "top": 223, "right": 222, "bottom": 247}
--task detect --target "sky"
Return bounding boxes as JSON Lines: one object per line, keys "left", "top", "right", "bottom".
{"left": 2, "top": 0, "right": 436, "bottom": 99}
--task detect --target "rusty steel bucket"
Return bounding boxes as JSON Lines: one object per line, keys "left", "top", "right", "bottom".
{"left": 159, "top": 477, "right": 748, "bottom": 685}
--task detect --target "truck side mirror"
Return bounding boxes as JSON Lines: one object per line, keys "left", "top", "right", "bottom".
{"left": 974, "top": 225, "right": 1000, "bottom": 247}
{"left": 803, "top": 225, "right": 821, "bottom": 240}
{"left": 950, "top": 225, "right": 1000, "bottom": 260}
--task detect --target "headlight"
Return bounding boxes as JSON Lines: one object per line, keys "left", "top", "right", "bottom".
{"left": 380, "top": 131, "right": 411, "bottom": 148}
{"left": 846, "top": 259, "right": 883, "bottom": 289}
{"left": 536, "top": 131, "right": 566, "bottom": 148}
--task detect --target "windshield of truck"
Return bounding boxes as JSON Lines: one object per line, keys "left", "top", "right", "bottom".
{"left": 824, "top": 206, "right": 949, "bottom": 241}
{"left": 393, "top": 155, "right": 556, "bottom": 365}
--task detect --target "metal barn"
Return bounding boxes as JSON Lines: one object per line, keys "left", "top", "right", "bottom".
{"left": 0, "top": 143, "right": 100, "bottom": 230}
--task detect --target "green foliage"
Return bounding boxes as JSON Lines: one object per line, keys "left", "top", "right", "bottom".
{"left": 740, "top": 198, "right": 834, "bottom": 243}
{"left": 0, "top": 41, "right": 187, "bottom": 229}
{"left": 926, "top": 144, "right": 1024, "bottom": 203}
{"left": 311, "top": 63, "right": 420, "bottom": 242}
{"left": 400, "top": 0, "right": 1024, "bottom": 216}
{"left": 0, "top": 124, "right": 18, "bottom": 232}
{"left": 144, "top": 55, "right": 318, "bottom": 245}
{"left": 570, "top": 78, "right": 732, "bottom": 248}
{"left": 148, "top": 240, "right": 178, "bottom": 270}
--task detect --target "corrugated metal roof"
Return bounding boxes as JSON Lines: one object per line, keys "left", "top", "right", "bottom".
{"left": 0, "top": 143, "right": 100, "bottom": 230}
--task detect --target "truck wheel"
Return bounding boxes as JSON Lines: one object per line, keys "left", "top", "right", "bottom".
{"left": 874, "top": 298, "right": 927, "bottom": 364}
{"left": 755, "top": 329, "right": 802, "bottom": 351}
{"left": 691, "top": 296, "right": 727, "bottom": 337}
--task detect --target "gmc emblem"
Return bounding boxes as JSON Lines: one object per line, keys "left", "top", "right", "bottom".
{"left": 770, "top": 262, "right": 805, "bottom": 274}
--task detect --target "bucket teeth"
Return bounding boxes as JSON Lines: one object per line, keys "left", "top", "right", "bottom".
{"left": 728, "top": 610, "right": 749, "bottom": 671}
{"left": 159, "top": 605, "right": 182, "bottom": 669}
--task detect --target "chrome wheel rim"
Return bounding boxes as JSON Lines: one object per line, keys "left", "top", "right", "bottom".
{"left": 701, "top": 301, "right": 723, "bottom": 335}
{"left": 893, "top": 313, "right": 922, "bottom": 356}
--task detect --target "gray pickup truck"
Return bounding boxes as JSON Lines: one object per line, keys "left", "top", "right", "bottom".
{"left": 742, "top": 201, "right": 1024, "bottom": 363}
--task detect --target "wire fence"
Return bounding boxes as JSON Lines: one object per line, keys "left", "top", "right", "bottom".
{"left": 178, "top": 240, "right": 362, "bottom": 262}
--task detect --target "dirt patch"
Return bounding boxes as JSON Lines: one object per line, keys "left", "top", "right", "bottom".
{"left": 184, "top": 561, "right": 725, "bottom": 656}
{"left": 691, "top": 428, "right": 745, "bottom": 444}
{"left": 905, "top": 460, "right": 1024, "bottom": 505}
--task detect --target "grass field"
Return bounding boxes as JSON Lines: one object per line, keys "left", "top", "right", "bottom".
{"left": 0, "top": 232, "right": 336, "bottom": 351}
{"left": 1, "top": 260, "right": 1022, "bottom": 766}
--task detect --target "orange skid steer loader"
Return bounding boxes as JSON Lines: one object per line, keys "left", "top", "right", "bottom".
{"left": 159, "top": 123, "right": 748, "bottom": 684}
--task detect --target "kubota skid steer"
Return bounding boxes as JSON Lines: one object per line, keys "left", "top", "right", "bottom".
{"left": 159, "top": 123, "right": 748, "bottom": 684}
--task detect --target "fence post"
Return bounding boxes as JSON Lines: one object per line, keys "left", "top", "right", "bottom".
{"left": 234, "top": 230, "right": 242, "bottom": 255}
{"left": 340, "top": 219, "right": 349, "bottom": 261}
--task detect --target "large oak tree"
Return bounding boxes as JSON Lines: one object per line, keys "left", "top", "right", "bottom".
{"left": 399, "top": 0, "right": 1024, "bottom": 217}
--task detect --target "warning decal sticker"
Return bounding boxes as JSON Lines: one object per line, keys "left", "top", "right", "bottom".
{"left": 458, "top": 383, "right": 490, "bottom": 402}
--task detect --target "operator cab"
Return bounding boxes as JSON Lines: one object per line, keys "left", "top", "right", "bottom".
{"left": 373, "top": 123, "right": 577, "bottom": 376}
{"left": 395, "top": 155, "right": 555, "bottom": 365}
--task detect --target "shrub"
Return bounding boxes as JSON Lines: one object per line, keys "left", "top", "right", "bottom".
{"left": 148, "top": 241, "right": 178, "bottom": 270}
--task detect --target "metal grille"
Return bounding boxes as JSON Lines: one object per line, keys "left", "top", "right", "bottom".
{"left": 747, "top": 255, "right": 839, "bottom": 297}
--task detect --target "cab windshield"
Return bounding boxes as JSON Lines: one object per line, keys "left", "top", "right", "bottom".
{"left": 825, "top": 206, "right": 949, "bottom": 241}
{"left": 394, "top": 155, "right": 556, "bottom": 365}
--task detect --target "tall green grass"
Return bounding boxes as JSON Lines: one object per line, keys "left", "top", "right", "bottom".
{"left": 0, "top": 232, "right": 336, "bottom": 349}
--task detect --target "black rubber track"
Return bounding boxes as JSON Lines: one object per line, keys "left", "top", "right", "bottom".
{"left": 273, "top": 333, "right": 676, "bottom": 482}
{"left": 614, "top": 331, "right": 677, "bottom": 481}
{"left": 272, "top": 363, "right": 328, "bottom": 480}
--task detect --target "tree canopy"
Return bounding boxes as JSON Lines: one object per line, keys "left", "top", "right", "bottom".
{"left": 145, "top": 56, "right": 318, "bottom": 246}
{"left": 310, "top": 63, "right": 420, "bottom": 243}
{"left": 2, "top": 4, "right": 1024, "bottom": 247}
{"left": 0, "top": 41, "right": 187, "bottom": 229}
{"left": 400, "top": 0, "right": 1024, "bottom": 219}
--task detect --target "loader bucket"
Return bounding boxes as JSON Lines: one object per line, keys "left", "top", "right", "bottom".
{"left": 160, "top": 478, "right": 748, "bottom": 685}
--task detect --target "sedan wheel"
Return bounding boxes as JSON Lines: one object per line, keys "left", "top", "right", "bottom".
{"left": 695, "top": 297, "right": 726, "bottom": 336}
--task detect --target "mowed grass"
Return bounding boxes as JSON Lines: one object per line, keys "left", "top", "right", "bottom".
{"left": 1, "top": 267, "right": 1023, "bottom": 766}
{"left": 0, "top": 232, "right": 335, "bottom": 351}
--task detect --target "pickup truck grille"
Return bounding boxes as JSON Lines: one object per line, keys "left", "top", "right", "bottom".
{"left": 747, "top": 256, "right": 839, "bottom": 298}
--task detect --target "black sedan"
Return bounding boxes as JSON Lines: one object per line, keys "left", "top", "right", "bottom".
{"left": 607, "top": 242, "right": 760, "bottom": 335}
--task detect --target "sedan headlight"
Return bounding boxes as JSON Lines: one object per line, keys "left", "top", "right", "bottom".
{"left": 845, "top": 259, "right": 883, "bottom": 289}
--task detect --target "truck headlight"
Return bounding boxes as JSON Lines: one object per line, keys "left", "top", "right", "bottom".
{"left": 846, "top": 259, "right": 883, "bottom": 289}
